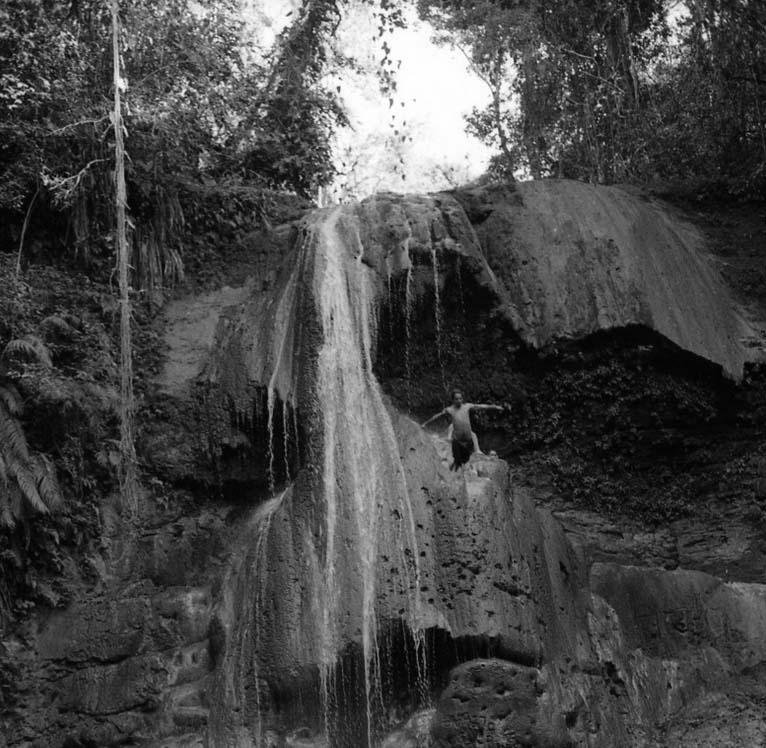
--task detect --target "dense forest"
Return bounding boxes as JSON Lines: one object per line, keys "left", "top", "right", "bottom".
{"left": 1, "top": 0, "right": 766, "bottom": 660}
{"left": 3, "top": 2, "right": 766, "bottom": 746}
{"left": 2, "top": 0, "right": 765, "bottom": 269}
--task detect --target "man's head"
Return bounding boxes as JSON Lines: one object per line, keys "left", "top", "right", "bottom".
{"left": 451, "top": 389, "right": 464, "bottom": 407}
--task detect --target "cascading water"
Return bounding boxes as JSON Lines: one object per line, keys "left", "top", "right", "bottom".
{"left": 210, "top": 205, "right": 430, "bottom": 747}
{"left": 404, "top": 265, "right": 414, "bottom": 408}
{"left": 209, "top": 490, "right": 288, "bottom": 747}
{"left": 282, "top": 400, "right": 291, "bottom": 482}
{"left": 430, "top": 245, "right": 446, "bottom": 392}
{"left": 312, "top": 208, "right": 426, "bottom": 745}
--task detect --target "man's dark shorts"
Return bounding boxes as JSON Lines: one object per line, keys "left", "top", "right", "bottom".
{"left": 451, "top": 438, "right": 474, "bottom": 469}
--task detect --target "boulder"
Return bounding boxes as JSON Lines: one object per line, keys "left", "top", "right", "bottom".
{"left": 431, "top": 659, "right": 569, "bottom": 748}
{"left": 467, "top": 180, "right": 759, "bottom": 377}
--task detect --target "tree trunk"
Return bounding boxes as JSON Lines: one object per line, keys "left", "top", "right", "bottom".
{"left": 491, "top": 49, "right": 515, "bottom": 178}
{"left": 111, "top": 0, "right": 138, "bottom": 512}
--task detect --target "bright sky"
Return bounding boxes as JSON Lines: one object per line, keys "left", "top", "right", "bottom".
{"left": 247, "top": 0, "right": 493, "bottom": 199}
{"left": 330, "top": 6, "right": 493, "bottom": 198}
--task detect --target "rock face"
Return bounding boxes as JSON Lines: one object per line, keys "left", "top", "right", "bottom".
{"left": 465, "top": 180, "right": 758, "bottom": 377}
{"left": 196, "top": 184, "right": 765, "bottom": 746}
{"left": 2, "top": 497, "right": 230, "bottom": 748}
{"left": 5, "top": 180, "right": 766, "bottom": 748}
{"left": 431, "top": 659, "right": 547, "bottom": 748}
{"left": 591, "top": 563, "right": 766, "bottom": 671}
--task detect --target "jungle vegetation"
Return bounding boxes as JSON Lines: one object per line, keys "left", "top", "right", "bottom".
{"left": 0, "top": 0, "right": 764, "bottom": 622}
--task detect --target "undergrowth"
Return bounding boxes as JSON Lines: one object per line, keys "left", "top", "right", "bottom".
{"left": 0, "top": 255, "right": 120, "bottom": 627}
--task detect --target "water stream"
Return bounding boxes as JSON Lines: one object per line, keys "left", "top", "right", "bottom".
{"left": 213, "top": 206, "right": 430, "bottom": 747}
{"left": 312, "top": 208, "right": 426, "bottom": 745}
{"left": 430, "top": 245, "right": 446, "bottom": 393}
{"left": 211, "top": 490, "right": 288, "bottom": 747}
{"left": 404, "top": 265, "right": 413, "bottom": 408}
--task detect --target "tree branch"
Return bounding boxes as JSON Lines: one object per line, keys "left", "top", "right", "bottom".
{"left": 15, "top": 188, "right": 41, "bottom": 279}
{"left": 48, "top": 115, "right": 109, "bottom": 136}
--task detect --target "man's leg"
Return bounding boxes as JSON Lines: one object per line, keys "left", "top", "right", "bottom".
{"left": 452, "top": 439, "right": 472, "bottom": 470}
{"left": 471, "top": 431, "right": 483, "bottom": 455}
{"left": 450, "top": 439, "right": 460, "bottom": 470}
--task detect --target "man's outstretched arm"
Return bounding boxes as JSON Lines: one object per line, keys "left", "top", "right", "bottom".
{"left": 421, "top": 410, "right": 447, "bottom": 428}
{"left": 470, "top": 403, "right": 508, "bottom": 412}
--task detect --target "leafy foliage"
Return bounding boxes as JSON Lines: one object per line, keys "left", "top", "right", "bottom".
{"left": 0, "top": 0, "right": 350, "bottom": 292}
{"left": 0, "top": 339, "right": 63, "bottom": 528}
{"left": 0, "top": 256, "right": 118, "bottom": 627}
{"left": 420, "top": 0, "right": 766, "bottom": 195}
{"left": 239, "top": 0, "right": 349, "bottom": 197}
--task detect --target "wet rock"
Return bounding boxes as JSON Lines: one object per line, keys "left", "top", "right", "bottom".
{"left": 380, "top": 708, "right": 435, "bottom": 748}
{"left": 7, "top": 181, "right": 766, "bottom": 748}
{"left": 662, "top": 691, "right": 766, "bottom": 747}
{"left": 56, "top": 653, "right": 168, "bottom": 715}
{"left": 38, "top": 587, "right": 212, "bottom": 666}
{"left": 284, "top": 727, "right": 329, "bottom": 747}
{"left": 556, "top": 504, "right": 766, "bottom": 585}
{"left": 145, "top": 735, "right": 205, "bottom": 748}
{"left": 554, "top": 508, "right": 679, "bottom": 570}
{"left": 431, "top": 659, "right": 569, "bottom": 748}
{"left": 469, "top": 179, "right": 760, "bottom": 377}
{"left": 37, "top": 596, "right": 153, "bottom": 664}
{"left": 450, "top": 180, "right": 521, "bottom": 224}
{"left": 591, "top": 562, "right": 766, "bottom": 669}
{"left": 158, "top": 285, "right": 252, "bottom": 399}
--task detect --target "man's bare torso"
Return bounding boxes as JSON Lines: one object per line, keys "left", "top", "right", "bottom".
{"left": 445, "top": 404, "right": 474, "bottom": 442}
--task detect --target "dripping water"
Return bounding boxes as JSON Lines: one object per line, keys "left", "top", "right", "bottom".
{"left": 292, "top": 405, "right": 300, "bottom": 462}
{"left": 282, "top": 400, "right": 291, "bottom": 483}
{"left": 266, "top": 387, "right": 276, "bottom": 493}
{"left": 386, "top": 262, "right": 394, "bottom": 345}
{"left": 214, "top": 207, "right": 431, "bottom": 747}
{"left": 456, "top": 255, "right": 467, "bottom": 319}
{"left": 264, "top": 227, "right": 312, "bottom": 494}
{"left": 213, "top": 490, "right": 287, "bottom": 748}
{"left": 404, "top": 265, "right": 413, "bottom": 410}
{"left": 431, "top": 245, "right": 446, "bottom": 393}
{"left": 311, "top": 208, "right": 428, "bottom": 745}
{"left": 249, "top": 494, "right": 284, "bottom": 745}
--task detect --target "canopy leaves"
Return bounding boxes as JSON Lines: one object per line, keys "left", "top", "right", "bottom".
{"left": 420, "top": 0, "right": 766, "bottom": 195}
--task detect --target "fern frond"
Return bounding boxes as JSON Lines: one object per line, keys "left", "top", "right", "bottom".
{"left": 0, "top": 548, "right": 23, "bottom": 568}
{"left": 0, "top": 452, "right": 8, "bottom": 490}
{"left": 6, "top": 481, "right": 24, "bottom": 523}
{"left": 0, "top": 455, "right": 11, "bottom": 528}
{"left": 0, "top": 499, "right": 14, "bottom": 529}
{"left": 40, "top": 314, "right": 75, "bottom": 337}
{"left": 0, "top": 451, "right": 14, "bottom": 528}
{"left": 0, "top": 406, "right": 30, "bottom": 461}
{"left": 3, "top": 335, "right": 52, "bottom": 367}
{"left": 164, "top": 246, "right": 185, "bottom": 285}
{"left": 31, "top": 454, "right": 63, "bottom": 512}
{"left": 0, "top": 383, "right": 23, "bottom": 417}
{"left": 9, "top": 461, "right": 48, "bottom": 516}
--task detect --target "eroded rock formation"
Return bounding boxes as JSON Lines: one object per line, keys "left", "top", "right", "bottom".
{"left": 5, "top": 180, "right": 766, "bottom": 748}
{"left": 467, "top": 180, "right": 758, "bottom": 377}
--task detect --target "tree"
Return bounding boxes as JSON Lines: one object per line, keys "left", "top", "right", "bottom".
{"left": 0, "top": 0, "right": 351, "bottom": 288}
{"left": 111, "top": 0, "right": 137, "bottom": 512}
{"left": 646, "top": 0, "right": 766, "bottom": 193}
{"left": 419, "top": 0, "right": 766, "bottom": 194}
{"left": 240, "top": 0, "right": 349, "bottom": 197}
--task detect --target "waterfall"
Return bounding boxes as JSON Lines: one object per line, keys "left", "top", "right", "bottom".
{"left": 211, "top": 205, "right": 430, "bottom": 747}
{"left": 312, "top": 208, "right": 426, "bottom": 745}
{"left": 210, "top": 490, "right": 288, "bottom": 748}
{"left": 404, "top": 264, "right": 413, "bottom": 408}
{"left": 430, "top": 245, "right": 446, "bottom": 393}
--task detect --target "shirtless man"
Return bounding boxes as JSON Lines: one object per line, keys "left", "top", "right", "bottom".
{"left": 421, "top": 389, "right": 506, "bottom": 470}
